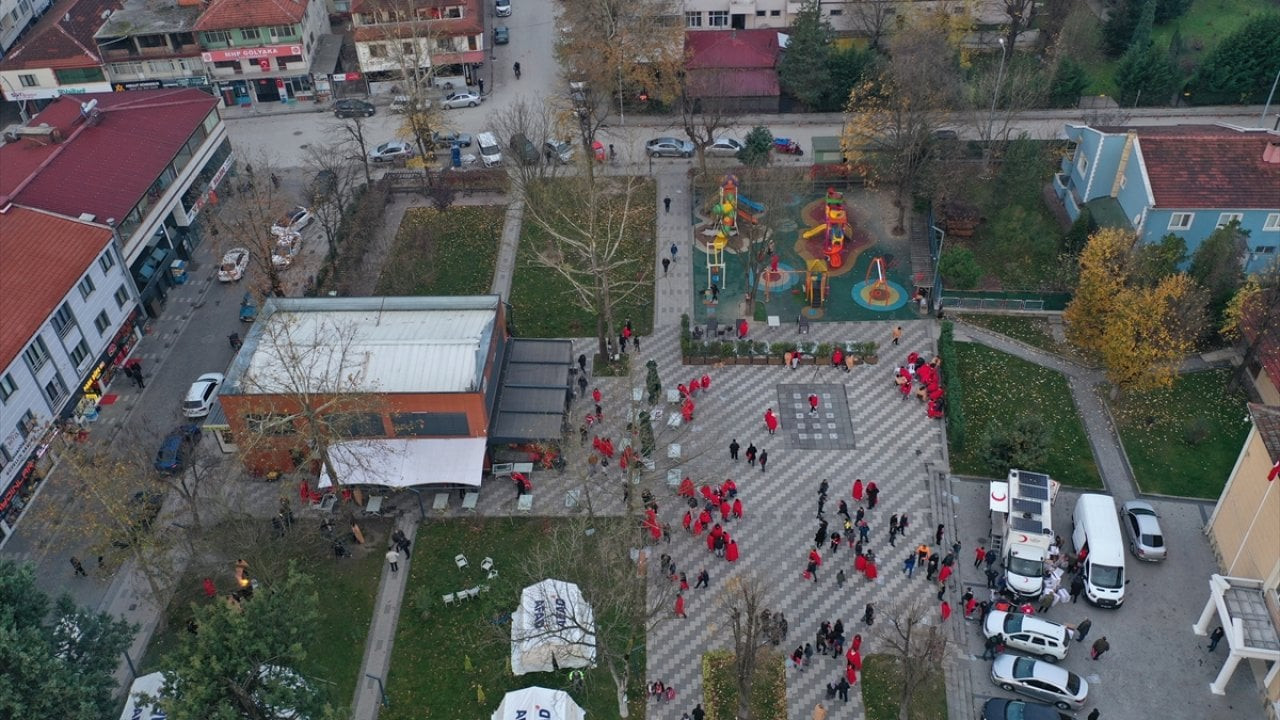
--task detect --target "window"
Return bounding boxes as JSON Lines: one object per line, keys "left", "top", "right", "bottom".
{"left": 0, "top": 444, "right": 11, "bottom": 468}
{"left": 19, "top": 74, "right": 37, "bottom": 87}
{"left": 1168, "top": 213, "right": 1194, "bottom": 230}
{"left": 329, "top": 413, "right": 385, "bottom": 437}
{"left": 114, "top": 285, "right": 130, "bottom": 309}
{"left": 1216, "top": 213, "right": 1243, "bottom": 228}
{"left": 245, "top": 414, "right": 296, "bottom": 435}
{"left": 684, "top": 11, "right": 701, "bottom": 27}
{"left": 241, "top": 27, "right": 260, "bottom": 40}
{"left": 0, "top": 374, "right": 17, "bottom": 403}
{"left": 391, "top": 412, "right": 469, "bottom": 437}
{"left": 829, "top": 8, "right": 842, "bottom": 15}
{"left": 1265, "top": 213, "right": 1280, "bottom": 232}
{"left": 137, "top": 34, "right": 167, "bottom": 48}
{"left": 69, "top": 339, "right": 90, "bottom": 368}
{"left": 98, "top": 251, "right": 116, "bottom": 273}
{"left": 93, "top": 310, "right": 111, "bottom": 334}
{"left": 23, "top": 337, "right": 50, "bottom": 371}
{"left": 214, "top": 60, "right": 242, "bottom": 74}
{"left": 51, "top": 302, "right": 75, "bottom": 337}
{"left": 708, "top": 10, "right": 728, "bottom": 27}
{"left": 43, "top": 374, "right": 66, "bottom": 406}
{"left": 368, "top": 43, "right": 386, "bottom": 58}
{"left": 756, "top": 10, "right": 765, "bottom": 16}
{"left": 1075, "top": 152, "right": 1088, "bottom": 175}
{"left": 17, "top": 410, "right": 37, "bottom": 440}
{"left": 77, "top": 275, "right": 96, "bottom": 299}
{"left": 770, "top": 9, "right": 780, "bottom": 15}
{"left": 269, "top": 25, "right": 294, "bottom": 37}
{"left": 1256, "top": 245, "right": 1277, "bottom": 254}
{"left": 276, "top": 54, "right": 302, "bottom": 70}
{"left": 54, "top": 67, "right": 105, "bottom": 84}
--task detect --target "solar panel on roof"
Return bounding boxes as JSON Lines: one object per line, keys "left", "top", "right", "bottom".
{"left": 1020, "top": 472, "right": 1050, "bottom": 488}
{"left": 1010, "top": 517, "right": 1043, "bottom": 533}
{"left": 1018, "top": 484, "right": 1049, "bottom": 501}
{"left": 1012, "top": 498, "right": 1043, "bottom": 515}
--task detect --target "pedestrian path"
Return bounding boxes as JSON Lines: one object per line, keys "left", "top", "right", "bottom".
{"left": 351, "top": 516, "right": 419, "bottom": 719}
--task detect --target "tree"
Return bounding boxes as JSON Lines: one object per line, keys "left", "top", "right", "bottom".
{"left": 970, "top": 52, "right": 1051, "bottom": 170}
{"left": 733, "top": 168, "right": 812, "bottom": 311}
{"left": 157, "top": 564, "right": 326, "bottom": 720}
{"left": 720, "top": 574, "right": 774, "bottom": 720}
{"left": 849, "top": 0, "right": 895, "bottom": 51}
{"left": 738, "top": 126, "right": 774, "bottom": 169}
{"left": 304, "top": 146, "right": 361, "bottom": 262}
{"left": 939, "top": 247, "right": 981, "bottom": 289}
{"left": 209, "top": 157, "right": 295, "bottom": 298}
{"left": 1099, "top": 273, "right": 1205, "bottom": 390}
{"left": 1221, "top": 263, "right": 1280, "bottom": 393}
{"left": 1048, "top": 57, "right": 1089, "bottom": 108}
{"left": 1190, "top": 15, "right": 1280, "bottom": 104}
{"left": 1064, "top": 228, "right": 1135, "bottom": 355}
{"left": 336, "top": 116, "right": 375, "bottom": 185}
{"left": 0, "top": 559, "right": 136, "bottom": 720}
{"left": 678, "top": 69, "right": 741, "bottom": 174}
{"left": 1102, "top": 0, "right": 1145, "bottom": 58}
{"left": 877, "top": 599, "right": 949, "bottom": 720}
{"left": 820, "top": 46, "right": 876, "bottom": 112}
{"left": 1037, "top": 0, "right": 1082, "bottom": 52}
{"left": 1189, "top": 223, "right": 1248, "bottom": 325}
{"left": 979, "top": 413, "right": 1051, "bottom": 475}
{"left": 1114, "top": 43, "right": 1179, "bottom": 107}
{"left": 778, "top": 0, "right": 832, "bottom": 109}
{"left": 490, "top": 98, "right": 568, "bottom": 184}
{"left": 1001, "top": 0, "right": 1037, "bottom": 50}
{"left": 1131, "top": 233, "right": 1188, "bottom": 287}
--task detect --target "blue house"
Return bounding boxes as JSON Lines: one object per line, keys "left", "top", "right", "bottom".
{"left": 1054, "top": 124, "right": 1280, "bottom": 274}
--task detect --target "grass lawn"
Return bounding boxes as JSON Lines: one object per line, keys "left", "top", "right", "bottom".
{"left": 950, "top": 343, "right": 1102, "bottom": 488}
{"left": 374, "top": 206, "right": 503, "bottom": 296}
{"left": 510, "top": 177, "right": 656, "bottom": 338}
{"left": 140, "top": 516, "right": 386, "bottom": 709}
{"left": 1110, "top": 368, "right": 1251, "bottom": 498}
{"left": 956, "top": 314, "right": 1060, "bottom": 354}
{"left": 701, "top": 650, "right": 787, "bottom": 720}
{"left": 1153, "top": 0, "right": 1264, "bottom": 73}
{"left": 861, "top": 654, "right": 947, "bottom": 720}
{"left": 381, "top": 517, "right": 646, "bottom": 720}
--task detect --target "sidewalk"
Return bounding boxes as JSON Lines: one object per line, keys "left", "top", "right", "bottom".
{"left": 350, "top": 516, "right": 419, "bottom": 719}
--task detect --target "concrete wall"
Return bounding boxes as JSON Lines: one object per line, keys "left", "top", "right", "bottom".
{"left": 1209, "top": 426, "right": 1280, "bottom": 583}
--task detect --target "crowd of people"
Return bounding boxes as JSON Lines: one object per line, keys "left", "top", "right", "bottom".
{"left": 892, "top": 351, "right": 946, "bottom": 419}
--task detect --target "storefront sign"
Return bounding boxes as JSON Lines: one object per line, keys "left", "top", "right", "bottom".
{"left": 0, "top": 447, "right": 43, "bottom": 512}
{"left": 3, "top": 82, "right": 113, "bottom": 101}
{"left": 186, "top": 153, "right": 235, "bottom": 223}
{"left": 113, "top": 77, "right": 209, "bottom": 92}
{"left": 201, "top": 45, "right": 302, "bottom": 63}
{"left": 331, "top": 72, "right": 362, "bottom": 82}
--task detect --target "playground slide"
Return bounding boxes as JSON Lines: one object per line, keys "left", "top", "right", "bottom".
{"left": 738, "top": 195, "right": 764, "bottom": 213}
{"left": 737, "top": 208, "right": 760, "bottom": 224}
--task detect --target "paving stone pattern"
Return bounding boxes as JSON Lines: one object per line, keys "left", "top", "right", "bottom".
{"left": 776, "top": 384, "right": 856, "bottom": 450}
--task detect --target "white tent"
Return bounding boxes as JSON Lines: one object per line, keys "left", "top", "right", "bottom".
{"left": 510, "top": 579, "right": 597, "bottom": 675}
{"left": 491, "top": 686, "right": 586, "bottom": 720}
{"left": 119, "top": 672, "right": 166, "bottom": 720}
{"left": 318, "top": 437, "right": 486, "bottom": 489}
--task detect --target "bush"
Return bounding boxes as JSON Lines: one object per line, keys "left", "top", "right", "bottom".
{"left": 645, "top": 359, "right": 662, "bottom": 404}
{"left": 979, "top": 414, "right": 1052, "bottom": 475}
{"left": 939, "top": 322, "right": 965, "bottom": 449}
{"left": 639, "top": 411, "right": 656, "bottom": 456}
{"left": 939, "top": 248, "right": 981, "bottom": 290}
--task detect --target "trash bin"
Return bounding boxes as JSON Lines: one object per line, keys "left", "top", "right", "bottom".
{"left": 169, "top": 259, "right": 189, "bottom": 285}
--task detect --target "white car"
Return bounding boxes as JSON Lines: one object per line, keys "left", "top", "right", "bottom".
{"left": 369, "top": 141, "right": 415, "bottom": 163}
{"left": 272, "top": 231, "right": 302, "bottom": 269}
{"left": 706, "top": 137, "right": 744, "bottom": 157}
{"left": 990, "top": 654, "right": 1088, "bottom": 711}
{"left": 217, "top": 248, "right": 249, "bottom": 282}
{"left": 982, "top": 611, "right": 1071, "bottom": 662}
{"left": 270, "top": 206, "right": 313, "bottom": 236}
{"left": 442, "top": 91, "right": 482, "bottom": 109}
{"left": 495, "top": 0, "right": 511, "bottom": 16}
{"left": 182, "top": 373, "right": 225, "bottom": 418}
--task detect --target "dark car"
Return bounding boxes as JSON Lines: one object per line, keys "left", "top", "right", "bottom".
{"left": 333, "top": 99, "right": 375, "bottom": 118}
{"left": 154, "top": 424, "right": 201, "bottom": 474}
{"left": 111, "top": 490, "right": 163, "bottom": 548}
{"left": 981, "top": 698, "right": 1071, "bottom": 720}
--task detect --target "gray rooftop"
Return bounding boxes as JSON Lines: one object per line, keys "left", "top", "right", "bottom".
{"left": 95, "top": 0, "right": 201, "bottom": 38}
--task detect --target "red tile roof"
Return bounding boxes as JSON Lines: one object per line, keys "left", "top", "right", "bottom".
{"left": 1109, "top": 125, "right": 1280, "bottom": 209}
{"left": 687, "top": 68, "right": 779, "bottom": 98}
{"left": 0, "top": 206, "right": 114, "bottom": 369}
{"left": 685, "top": 29, "right": 780, "bottom": 70}
{"left": 0, "top": 89, "right": 220, "bottom": 231}
{"left": 0, "top": 0, "right": 121, "bottom": 72}
{"left": 194, "top": 0, "right": 309, "bottom": 31}
{"left": 1246, "top": 404, "right": 1280, "bottom": 463}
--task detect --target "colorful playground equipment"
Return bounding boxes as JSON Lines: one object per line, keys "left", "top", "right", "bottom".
{"left": 801, "top": 187, "right": 851, "bottom": 268}
{"left": 703, "top": 175, "right": 766, "bottom": 294}
{"left": 865, "top": 257, "right": 891, "bottom": 305}
{"left": 805, "top": 259, "right": 830, "bottom": 308}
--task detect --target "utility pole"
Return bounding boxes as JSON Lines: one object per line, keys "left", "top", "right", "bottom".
{"left": 984, "top": 38, "right": 1009, "bottom": 174}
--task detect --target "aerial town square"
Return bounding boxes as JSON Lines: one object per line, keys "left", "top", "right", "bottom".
{"left": 0, "top": 0, "right": 1278, "bottom": 718}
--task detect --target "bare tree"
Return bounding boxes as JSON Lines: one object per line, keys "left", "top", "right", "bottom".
{"left": 335, "top": 117, "right": 375, "bottom": 185}
{"left": 490, "top": 98, "right": 568, "bottom": 184}
{"left": 303, "top": 146, "right": 362, "bottom": 261}
{"left": 1001, "top": 0, "right": 1036, "bottom": 50}
{"left": 679, "top": 70, "right": 741, "bottom": 175}
{"left": 967, "top": 53, "right": 1049, "bottom": 168}
{"left": 849, "top": 0, "right": 896, "bottom": 51}
{"left": 876, "top": 599, "right": 950, "bottom": 720}
{"left": 727, "top": 168, "right": 811, "bottom": 313}
{"left": 721, "top": 574, "right": 773, "bottom": 720}
{"left": 209, "top": 157, "right": 294, "bottom": 297}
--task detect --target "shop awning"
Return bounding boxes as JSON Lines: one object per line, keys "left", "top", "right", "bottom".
{"left": 319, "top": 437, "right": 486, "bottom": 488}
{"left": 312, "top": 34, "right": 345, "bottom": 77}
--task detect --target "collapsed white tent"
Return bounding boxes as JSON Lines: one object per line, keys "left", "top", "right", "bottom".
{"left": 510, "top": 579, "right": 597, "bottom": 675}
{"left": 318, "top": 437, "right": 486, "bottom": 489}
{"left": 119, "top": 671, "right": 166, "bottom": 720}
{"left": 491, "top": 686, "right": 586, "bottom": 720}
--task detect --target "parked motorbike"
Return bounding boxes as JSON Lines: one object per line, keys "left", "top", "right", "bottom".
{"left": 773, "top": 138, "right": 804, "bottom": 156}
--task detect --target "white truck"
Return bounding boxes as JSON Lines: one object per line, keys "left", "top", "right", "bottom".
{"left": 989, "top": 469, "right": 1061, "bottom": 600}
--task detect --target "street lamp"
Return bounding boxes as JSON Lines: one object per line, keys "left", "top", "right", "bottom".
{"left": 985, "top": 37, "right": 1009, "bottom": 171}
{"left": 1262, "top": 65, "right": 1280, "bottom": 129}
{"left": 930, "top": 224, "right": 946, "bottom": 312}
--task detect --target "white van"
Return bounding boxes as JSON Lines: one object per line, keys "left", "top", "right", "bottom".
{"left": 476, "top": 132, "right": 502, "bottom": 167}
{"left": 1071, "top": 494, "right": 1127, "bottom": 608}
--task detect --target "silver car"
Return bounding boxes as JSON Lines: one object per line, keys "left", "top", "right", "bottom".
{"left": 706, "top": 137, "right": 744, "bottom": 157}
{"left": 1121, "top": 500, "right": 1167, "bottom": 561}
{"left": 645, "top": 137, "right": 694, "bottom": 158}
{"left": 990, "top": 654, "right": 1088, "bottom": 711}
{"left": 441, "top": 91, "right": 482, "bottom": 109}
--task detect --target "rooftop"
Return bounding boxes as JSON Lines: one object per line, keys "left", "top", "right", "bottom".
{"left": 226, "top": 296, "right": 502, "bottom": 396}
{"left": 95, "top": 0, "right": 202, "bottom": 38}
{"left": 1247, "top": 404, "right": 1280, "bottom": 463}
{"left": 685, "top": 29, "right": 782, "bottom": 70}
{"left": 0, "top": 89, "right": 220, "bottom": 233}
{"left": 193, "top": 0, "right": 308, "bottom": 32}
{"left": 0, "top": 206, "right": 114, "bottom": 369}
{"left": 0, "top": 0, "right": 122, "bottom": 72}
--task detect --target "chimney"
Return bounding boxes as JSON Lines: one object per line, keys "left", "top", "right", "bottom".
{"left": 1263, "top": 141, "right": 1280, "bottom": 165}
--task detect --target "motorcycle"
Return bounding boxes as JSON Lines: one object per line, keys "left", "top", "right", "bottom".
{"left": 773, "top": 138, "right": 804, "bottom": 156}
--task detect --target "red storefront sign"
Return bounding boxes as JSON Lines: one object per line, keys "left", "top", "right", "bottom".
{"left": 201, "top": 45, "right": 302, "bottom": 63}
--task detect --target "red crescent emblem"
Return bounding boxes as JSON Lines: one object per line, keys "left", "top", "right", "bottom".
{"left": 991, "top": 492, "right": 1007, "bottom": 502}
{"left": 1016, "top": 534, "right": 1029, "bottom": 543}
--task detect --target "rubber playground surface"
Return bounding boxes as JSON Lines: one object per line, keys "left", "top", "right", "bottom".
{"left": 691, "top": 184, "right": 921, "bottom": 324}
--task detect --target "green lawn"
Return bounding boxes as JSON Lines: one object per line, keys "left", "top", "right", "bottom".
{"left": 509, "top": 177, "right": 656, "bottom": 338}
{"left": 702, "top": 650, "right": 787, "bottom": 720}
{"left": 1110, "top": 368, "right": 1251, "bottom": 498}
{"left": 381, "top": 518, "right": 646, "bottom": 720}
{"left": 957, "top": 314, "right": 1060, "bottom": 354}
{"left": 374, "top": 206, "right": 503, "bottom": 296}
{"left": 950, "top": 343, "right": 1102, "bottom": 488}
{"left": 861, "top": 654, "right": 947, "bottom": 720}
{"left": 140, "top": 517, "right": 386, "bottom": 709}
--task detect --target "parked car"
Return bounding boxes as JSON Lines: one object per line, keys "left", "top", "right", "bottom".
{"left": 217, "top": 248, "right": 249, "bottom": 282}
{"left": 990, "top": 654, "right": 1089, "bottom": 711}
{"left": 495, "top": 0, "right": 511, "bottom": 16}
{"left": 706, "top": 137, "right": 744, "bottom": 157}
{"left": 544, "top": 139, "right": 574, "bottom": 164}
{"left": 111, "top": 490, "right": 164, "bottom": 548}
{"left": 333, "top": 99, "right": 375, "bottom": 118}
{"left": 431, "top": 130, "right": 473, "bottom": 148}
{"left": 982, "top": 611, "right": 1071, "bottom": 662}
{"left": 270, "top": 206, "right": 313, "bottom": 236}
{"left": 493, "top": 26, "right": 509, "bottom": 44}
{"left": 1121, "top": 499, "right": 1167, "bottom": 561}
{"left": 645, "top": 137, "right": 694, "bottom": 158}
{"left": 182, "top": 373, "right": 224, "bottom": 418}
{"left": 369, "top": 140, "right": 415, "bottom": 163}
{"left": 980, "top": 698, "right": 1071, "bottom": 720}
{"left": 154, "top": 424, "right": 202, "bottom": 474}
{"left": 442, "top": 91, "right": 482, "bottom": 109}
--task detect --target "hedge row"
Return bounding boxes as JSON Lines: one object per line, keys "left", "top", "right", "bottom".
{"left": 939, "top": 321, "right": 965, "bottom": 450}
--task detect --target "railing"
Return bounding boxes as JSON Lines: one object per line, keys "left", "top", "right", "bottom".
{"left": 942, "top": 290, "right": 1073, "bottom": 312}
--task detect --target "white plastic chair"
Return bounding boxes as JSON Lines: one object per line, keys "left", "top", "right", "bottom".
{"left": 455, "top": 554, "right": 468, "bottom": 570}
{"left": 442, "top": 593, "right": 456, "bottom": 607}
{"left": 481, "top": 557, "right": 494, "bottom": 572}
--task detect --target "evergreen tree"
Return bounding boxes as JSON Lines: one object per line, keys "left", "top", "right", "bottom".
{"left": 739, "top": 126, "right": 774, "bottom": 168}
{"left": 1049, "top": 57, "right": 1090, "bottom": 108}
{"left": 819, "top": 46, "right": 876, "bottom": 112}
{"left": 1190, "top": 14, "right": 1280, "bottom": 104}
{"left": 778, "top": 0, "right": 833, "bottom": 109}
{"left": 1102, "top": 0, "right": 1144, "bottom": 57}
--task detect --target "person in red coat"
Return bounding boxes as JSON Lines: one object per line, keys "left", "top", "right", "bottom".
{"left": 809, "top": 547, "right": 823, "bottom": 567}
{"left": 592, "top": 387, "right": 602, "bottom": 404}
{"left": 845, "top": 665, "right": 857, "bottom": 685}
{"left": 674, "top": 593, "right": 686, "bottom": 618}
{"left": 722, "top": 478, "right": 737, "bottom": 497}
{"left": 688, "top": 377, "right": 700, "bottom": 395}
{"left": 938, "top": 564, "right": 953, "bottom": 584}
{"left": 701, "top": 374, "right": 712, "bottom": 390}
{"left": 699, "top": 509, "right": 713, "bottom": 527}
{"left": 679, "top": 477, "right": 696, "bottom": 498}
{"left": 846, "top": 648, "right": 862, "bottom": 671}
{"left": 864, "top": 559, "right": 878, "bottom": 581}
{"left": 725, "top": 540, "right": 739, "bottom": 562}
{"left": 682, "top": 398, "right": 695, "bottom": 422}
{"left": 852, "top": 478, "right": 864, "bottom": 501}
{"left": 832, "top": 347, "right": 844, "bottom": 369}
{"left": 940, "top": 601, "right": 952, "bottom": 621}
{"left": 678, "top": 383, "right": 689, "bottom": 398}
{"left": 855, "top": 553, "right": 867, "bottom": 572}
{"left": 692, "top": 518, "right": 704, "bottom": 535}
{"left": 683, "top": 511, "right": 693, "bottom": 532}
{"left": 732, "top": 498, "right": 743, "bottom": 519}
{"left": 764, "top": 408, "right": 779, "bottom": 434}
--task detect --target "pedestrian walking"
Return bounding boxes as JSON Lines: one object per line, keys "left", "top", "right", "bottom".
{"left": 985, "top": 567, "right": 999, "bottom": 589}
{"left": 892, "top": 326, "right": 902, "bottom": 346}
{"left": 903, "top": 552, "right": 916, "bottom": 577}
{"left": 759, "top": 449, "right": 768, "bottom": 472}
{"left": 696, "top": 568, "right": 710, "bottom": 588}
{"left": 866, "top": 482, "right": 879, "bottom": 509}
{"left": 899, "top": 513, "right": 909, "bottom": 534}
{"left": 69, "top": 556, "right": 87, "bottom": 576}
{"left": 985, "top": 548, "right": 997, "bottom": 567}
{"left": 852, "top": 478, "right": 864, "bottom": 501}
{"left": 385, "top": 548, "right": 401, "bottom": 572}
{"left": 940, "top": 601, "right": 952, "bottom": 621}
{"left": 746, "top": 443, "right": 757, "bottom": 466}
{"left": 1075, "top": 617, "right": 1092, "bottom": 642}
{"left": 817, "top": 493, "right": 827, "bottom": 517}
{"left": 662, "top": 257, "right": 671, "bottom": 275}
{"left": 936, "top": 583, "right": 947, "bottom": 601}
{"left": 670, "top": 242, "right": 678, "bottom": 263}
{"left": 974, "top": 545, "right": 987, "bottom": 568}
{"left": 664, "top": 197, "right": 672, "bottom": 213}
{"left": 935, "top": 524, "right": 945, "bottom": 545}
{"left": 675, "top": 592, "right": 686, "bottom": 618}
{"left": 1070, "top": 573, "right": 1085, "bottom": 603}
{"left": 836, "top": 676, "right": 850, "bottom": 701}
{"left": 926, "top": 554, "right": 939, "bottom": 581}
{"left": 808, "top": 393, "right": 819, "bottom": 415}
{"left": 837, "top": 500, "right": 850, "bottom": 519}
{"left": 862, "top": 604, "right": 874, "bottom": 626}
{"left": 938, "top": 564, "right": 952, "bottom": 584}
{"left": 1087, "top": 711, "right": 1100, "bottom": 720}
{"left": 1090, "top": 636, "right": 1110, "bottom": 660}
{"left": 837, "top": 568, "right": 846, "bottom": 587}
{"left": 818, "top": 478, "right": 829, "bottom": 496}
{"left": 729, "top": 438, "right": 740, "bottom": 461}
{"left": 1207, "top": 626, "right": 1225, "bottom": 652}
{"left": 857, "top": 520, "right": 870, "bottom": 543}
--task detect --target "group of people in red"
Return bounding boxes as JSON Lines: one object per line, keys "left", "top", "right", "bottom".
{"left": 677, "top": 374, "right": 713, "bottom": 423}
{"left": 677, "top": 477, "right": 743, "bottom": 564}
{"left": 893, "top": 351, "right": 946, "bottom": 419}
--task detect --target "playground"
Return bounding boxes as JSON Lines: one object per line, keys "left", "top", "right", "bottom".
{"left": 690, "top": 176, "right": 922, "bottom": 324}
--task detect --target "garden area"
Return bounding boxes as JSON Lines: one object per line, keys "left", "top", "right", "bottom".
{"left": 955, "top": 313, "right": 1061, "bottom": 355}
{"left": 374, "top": 206, "right": 504, "bottom": 296}
{"left": 701, "top": 650, "right": 786, "bottom": 720}
{"left": 380, "top": 518, "right": 646, "bottom": 720}
{"left": 861, "top": 654, "right": 947, "bottom": 720}
{"left": 510, "top": 177, "right": 656, "bottom": 339}
{"left": 1110, "top": 368, "right": 1251, "bottom": 498}
{"left": 947, "top": 342, "right": 1102, "bottom": 488}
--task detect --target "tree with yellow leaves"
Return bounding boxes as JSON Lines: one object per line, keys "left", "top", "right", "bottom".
{"left": 1098, "top": 274, "right": 1205, "bottom": 391}
{"left": 1063, "top": 227, "right": 1133, "bottom": 355}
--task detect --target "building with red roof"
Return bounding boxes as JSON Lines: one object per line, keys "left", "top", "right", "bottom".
{"left": 684, "top": 29, "right": 782, "bottom": 113}
{"left": 350, "top": 0, "right": 485, "bottom": 85}
{"left": 1056, "top": 124, "right": 1280, "bottom": 274}
{"left": 0, "top": 205, "right": 143, "bottom": 540}
{"left": 0, "top": 0, "right": 121, "bottom": 113}
{"left": 93, "top": 0, "right": 210, "bottom": 93}
{"left": 0, "top": 88, "right": 232, "bottom": 312}
{"left": 194, "top": 0, "right": 332, "bottom": 106}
